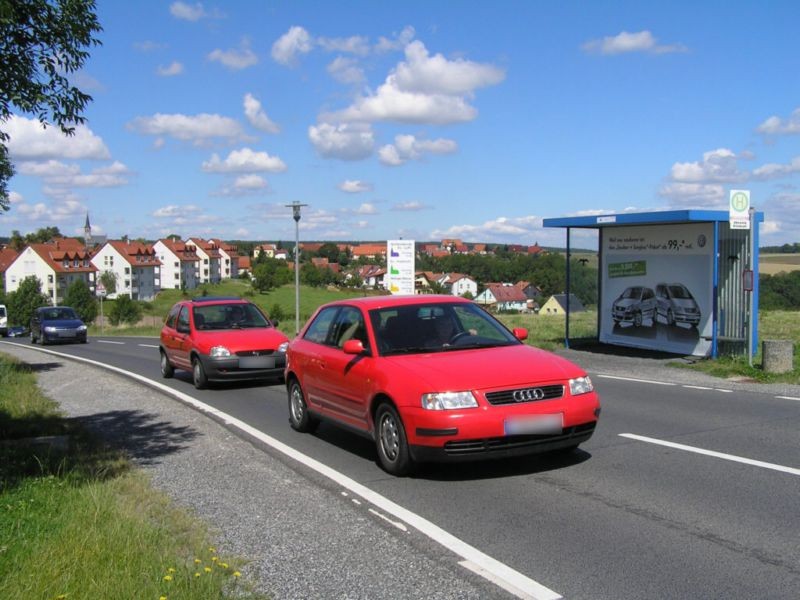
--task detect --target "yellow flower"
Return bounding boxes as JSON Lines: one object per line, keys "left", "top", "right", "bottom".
{"left": 194, "top": 572, "right": 201, "bottom": 578}
{"left": 204, "top": 567, "right": 212, "bottom": 573}
{"left": 56, "top": 595, "right": 68, "bottom": 600}
{"left": 211, "top": 556, "right": 218, "bottom": 562}
{"left": 159, "top": 597, "right": 167, "bottom": 600}
{"left": 168, "top": 567, "right": 176, "bottom": 573}
{"left": 208, "top": 547, "right": 216, "bottom": 553}
{"left": 221, "top": 562, "right": 229, "bottom": 569}
{"left": 194, "top": 558, "right": 202, "bottom": 564}
{"left": 233, "top": 571, "right": 241, "bottom": 578}
{"left": 162, "top": 575, "right": 173, "bottom": 582}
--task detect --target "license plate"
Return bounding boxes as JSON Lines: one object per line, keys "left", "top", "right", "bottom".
{"left": 58, "top": 330, "right": 76, "bottom": 338}
{"left": 504, "top": 414, "right": 563, "bottom": 435}
{"left": 238, "top": 356, "right": 274, "bottom": 369}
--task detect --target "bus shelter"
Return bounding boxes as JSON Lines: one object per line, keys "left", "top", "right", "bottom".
{"left": 543, "top": 210, "right": 764, "bottom": 357}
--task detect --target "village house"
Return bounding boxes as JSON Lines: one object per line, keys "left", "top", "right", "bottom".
{"left": 210, "top": 238, "right": 239, "bottom": 279}
{"left": 474, "top": 283, "right": 529, "bottom": 312}
{"left": 351, "top": 244, "right": 386, "bottom": 261}
{"left": 186, "top": 238, "right": 222, "bottom": 284}
{"left": 540, "top": 293, "right": 586, "bottom": 315}
{"left": 91, "top": 240, "right": 160, "bottom": 300}
{"left": 0, "top": 246, "right": 20, "bottom": 286}
{"left": 438, "top": 272, "right": 478, "bottom": 297}
{"left": 153, "top": 238, "right": 200, "bottom": 291}
{"left": 237, "top": 256, "right": 252, "bottom": 277}
{"left": 5, "top": 238, "right": 97, "bottom": 305}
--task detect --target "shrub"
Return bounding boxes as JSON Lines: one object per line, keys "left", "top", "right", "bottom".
{"left": 63, "top": 279, "right": 98, "bottom": 324}
{"left": 108, "top": 295, "right": 143, "bottom": 326}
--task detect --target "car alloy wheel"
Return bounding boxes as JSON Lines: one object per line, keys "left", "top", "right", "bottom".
{"left": 288, "top": 380, "right": 318, "bottom": 433}
{"left": 375, "top": 403, "right": 412, "bottom": 476}
{"left": 192, "top": 357, "right": 208, "bottom": 389}
{"left": 160, "top": 351, "right": 174, "bottom": 378}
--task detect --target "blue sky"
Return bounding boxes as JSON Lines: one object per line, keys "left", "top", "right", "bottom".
{"left": 4, "top": 1, "right": 800, "bottom": 248}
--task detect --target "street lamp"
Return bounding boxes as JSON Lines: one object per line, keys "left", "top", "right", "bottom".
{"left": 286, "top": 201, "right": 308, "bottom": 335}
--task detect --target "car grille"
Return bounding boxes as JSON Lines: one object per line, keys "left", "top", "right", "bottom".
{"left": 443, "top": 423, "right": 596, "bottom": 456}
{"left": 235, "top": 349, "right": 277, "bottom": 357}
{"left": 484, "top": 384, "right": 564, "bottom": 405}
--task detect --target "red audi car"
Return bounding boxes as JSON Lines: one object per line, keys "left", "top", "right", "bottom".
{"left": 285, "top": 295, "right": 600, "bottom": 475}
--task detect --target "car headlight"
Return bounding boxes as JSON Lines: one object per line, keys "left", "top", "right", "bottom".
{"left": 569, "top": 376, "right": 593, "bottom": 396}
{"left": 277, "top": 341, "right": 289, "bottom": 353}
{"left": 78, "top": 325, "right": 87, "bottom": 332}
{"left": 421, "top": 391, "right": 478, "bottom": 410}
{"left": 44, "top": 326, "right": 57, "bottom": 333}
{"left": 210, "top": 346, "right": 231, "bottom": 358}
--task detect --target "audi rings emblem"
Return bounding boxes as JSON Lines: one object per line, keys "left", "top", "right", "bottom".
{"left": 513, "top": 388, "right": 545, "bottom": 402}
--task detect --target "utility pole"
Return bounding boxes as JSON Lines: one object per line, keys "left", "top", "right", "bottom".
{"left": 286, "top": 202, "right": 308, "bottom": 335}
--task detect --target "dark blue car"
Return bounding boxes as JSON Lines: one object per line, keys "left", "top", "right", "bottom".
{"left": 30, "top": 306, "right": 88, "bottom": 345}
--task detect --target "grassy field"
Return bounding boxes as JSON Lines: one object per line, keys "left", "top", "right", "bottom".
{"left": 759, "top": 253, "right": 800, "bottom": 275}
{"left": 0, "top": 353, "right": 264, "bottom": 599}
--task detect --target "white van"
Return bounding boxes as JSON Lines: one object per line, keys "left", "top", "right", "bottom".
{"left": 0, "top": 304, "right": 7, "bottom": 337}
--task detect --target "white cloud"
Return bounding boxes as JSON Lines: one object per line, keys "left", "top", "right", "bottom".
{"left": 272, "top": 26, "right": 313, "bottom": 66}
{"left": 659, "top": 182, "right": 726, "bottom": 207}
{"left": 127, "top": 113, "right": 247, "bottom": 145}
{"left": 338, "top": 179, "right": 372, "bottom": 193}
{"left": 157, "top": 61, "right": 184, "bottom": 76}
{"left": 432, "top": 215, "right": 546, "bottom": 243}
{"left": 757, "top": 107, "right": 800, "bottom": 135}
{"left": 16, "top": 159, "right": 130, "bottom": 189}
{"left": 668, "top": 148, "right": 747, "bottom": 183}
{"left": 308, "top": 122, "right": 375, "bottom": 160}
{"left": 394, "top": 41, "right": 506, "bottom": 95}
{"left": 582, "top": 30, "right": 688, "bottom": 55}
{"left": 153, "top": 204, "right": 202, "bottom": 218}
{"left": 243, "top": 93, "right": 279, "bottom": 134}
{"left": 6, "top": 115, "right": 110, "bottom": 161}
{"left": 202, "top": 147, "right": 287, "bottom": 173}
{"left": 761, "top": 193, "right": 800, "bottom": 241}
{"left": 170, "top": 2, "right": 222, "bottom": 21}
{"left": 375, "top": 26, "right": 415, "bottom": 53}
{"left": 391, "top": 201, "right": 430, "bottom": 211}
{"left": 208, "top": 39, "right": 258, "bottom": 70}
{"left": 379, "top": 134, "right": 458, "bottom": 166}
{"left": 317, "top": 35, "right": 370, "bottom": 56}
{"left": 9, "top": 191, "right": 24, "bottom": 204}
{"left": 234, "top": 174, "right": 268, "bottom": 190}
{"left": 355, "top": 202, "right": 377, "bottom": 215}
{"left": 327, "top": 56, "right": 365, "bottom": 85}
{"left": 322, "top": 41, "right": 503, "bottom": 125}
{"left": 753, "top": 156, "right": 800, "bottom": 180}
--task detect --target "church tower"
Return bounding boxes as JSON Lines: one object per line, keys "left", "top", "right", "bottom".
{"left": 84, "top": 212, "right": 92, "bottom": 249}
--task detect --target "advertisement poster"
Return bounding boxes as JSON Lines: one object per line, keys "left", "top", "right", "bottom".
{"left": 386, "top": 240, "right": 415, "bottom": 295}
{"left": 600, "top": 223, "right": 713, "bottom": 356}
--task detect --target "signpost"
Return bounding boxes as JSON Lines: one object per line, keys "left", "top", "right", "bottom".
{"left": 386, "top": 240, "right": 415, "bottom": 295}
{"left": 729, "top": 190, "right": 751, "bottom": 230}
{"left": 96, "top": 282, "right": 106, "bottom": 334}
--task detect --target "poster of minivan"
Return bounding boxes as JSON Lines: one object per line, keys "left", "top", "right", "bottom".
{"left": 600, "top": 223, "right": 713, "bottom": 356}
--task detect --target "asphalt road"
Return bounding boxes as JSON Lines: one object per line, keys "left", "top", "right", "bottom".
{"left": 4, "top": 335, "right": 799, "bottom": 599}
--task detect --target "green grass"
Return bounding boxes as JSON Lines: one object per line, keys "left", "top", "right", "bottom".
{"left": 496, "top": 311, "right": 598, "bottom": 351}
{"left": 0, "top": 353, "right": 266, "bottom": 599}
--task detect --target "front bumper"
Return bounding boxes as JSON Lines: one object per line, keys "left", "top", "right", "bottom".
{"left": 199, "top": 353, "right": 286, "bottom": 382}
{"left": 402, "top": 392, "right": 600, "bottom": 463}
{"left": 43, "top": 329, "right": 87, "bottom": 343}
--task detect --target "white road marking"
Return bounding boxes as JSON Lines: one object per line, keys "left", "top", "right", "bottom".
{"left": 96, "top": 340, "right": 125, "bottom": 345}
{"left": 368, "top": 508, "right": 409, "bottom": 532}
{"left": 776, "top": 396, "right": 800, "bottom": 402}
{"left": 620, "top": 433, "right": 800, "bottom": 477}
{"left": 597, "top": 374, "right": 676, "bottom": 386}
{"left": 6, "top": 342, "right": 562, "bottom": 600}
{"left": 139, "top": 343, "right": 160, "bottom": 348}
{"left": 682, "top": 385, "right": 713, "bottom": 390}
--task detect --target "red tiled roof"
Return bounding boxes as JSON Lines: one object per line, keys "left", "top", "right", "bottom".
{"left": 27, "top": 241, "right": 97, "bottom": 274}
{"left": 158, "top": 238, "right": 199, "bottom": 262}
{"left": 487, "top": 283, "right": 527, "bottom": 303}
{"left": 107, "top": 240, "right": 161, "bottom": 267}
{"left": 0, "top": 247, "right": 19, "bottom": 272}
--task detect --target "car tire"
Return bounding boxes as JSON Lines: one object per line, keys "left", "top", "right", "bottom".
{"left": 160, "top": 351, "right": 174, "bottom": 379}
{"left": 288, "top": 379, "right": 318, "bottom": 433}
{"left": 375, "top": 402, "right": 413, "bottom": 476}
{"left": 633, "top": 311, "right": 642, "bottom": 327}
{"left": 192, "top": 357, "right": 208, "bottom": 389}
{"left": 667, "top": 309, "right": 675, "bottom": 326}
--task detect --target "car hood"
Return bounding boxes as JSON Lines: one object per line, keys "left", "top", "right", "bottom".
{"left": 613, "top": 299, "right": 638, "bottom": 309}
{"left": 195, "top": 328, "right": 289, "bottom": 351}
{"left": 381, "top": 344, "right": 586, "bottom": 392}
{"left": 42, "top": 319, "right": 85, "bottom": 328}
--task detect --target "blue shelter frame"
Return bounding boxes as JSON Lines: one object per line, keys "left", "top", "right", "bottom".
{"left": 543, "top": 210, "right": 764, "bottom": 357}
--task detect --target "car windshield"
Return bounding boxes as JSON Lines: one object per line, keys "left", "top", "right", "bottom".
{"left": 370, "top": 301, "right": 520, "bottom": 356}
{"left": 192, "top": 303, "right": 270, "bottom": 331}
{"left": 43, "top": 308, "right": 78, "bottom": 320}
{"left": 621, "top": 287, "right": 642, "bottom": 299}
{"left": 668, "top": 285, "right": 693, "bottom": 299}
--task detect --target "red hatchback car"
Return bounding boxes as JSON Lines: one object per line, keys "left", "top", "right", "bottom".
{"left": 160, "top": 297, "right": 289, "bottom": 389}
{"left": 285, "top": 295, "right": 601, "bottom": 475}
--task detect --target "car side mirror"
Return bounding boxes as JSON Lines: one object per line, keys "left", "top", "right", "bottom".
{"left": 342, "top": 339, "right": 366, "bottom": 355}
{"left": 176, "top": 323, "right": 190, "bottom": 334}
{"left": 513, "top": 327, "right": 528, "bottom": 341}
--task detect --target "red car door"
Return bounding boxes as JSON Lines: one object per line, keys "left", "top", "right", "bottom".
{"left": 171, "top": 305, "right": 193, "bottom": 370}
{"left": 311, "top": 306, "right": 375, "bottom": 432}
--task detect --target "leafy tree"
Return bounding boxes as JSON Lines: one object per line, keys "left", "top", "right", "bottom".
{"left": 9, "top": 229, "right": 24, "bottom": 249}
{"left": 107, "top": 294, "right": 142, "bottom": 326}
{"left": 6, "top": 275, "right": 49, "bottom": 325}
{"left": 24, "top": 226, "right": 61, "bottom": 243}
{"left": 252, "top": 258, "right": 291, "bottom": 293}
{"left": 1, "top": 0, "right": 103, "bottom": 211}
{"left": 98, "top": 270, "right": 117, "bottom": 295}
{"left": 63, "top": 278, "right": 97, "bottom": 323}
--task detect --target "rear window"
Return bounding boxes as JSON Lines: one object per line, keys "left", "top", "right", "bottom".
{"left": 0, "top": 306, "right": 6, "bottom": 318}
